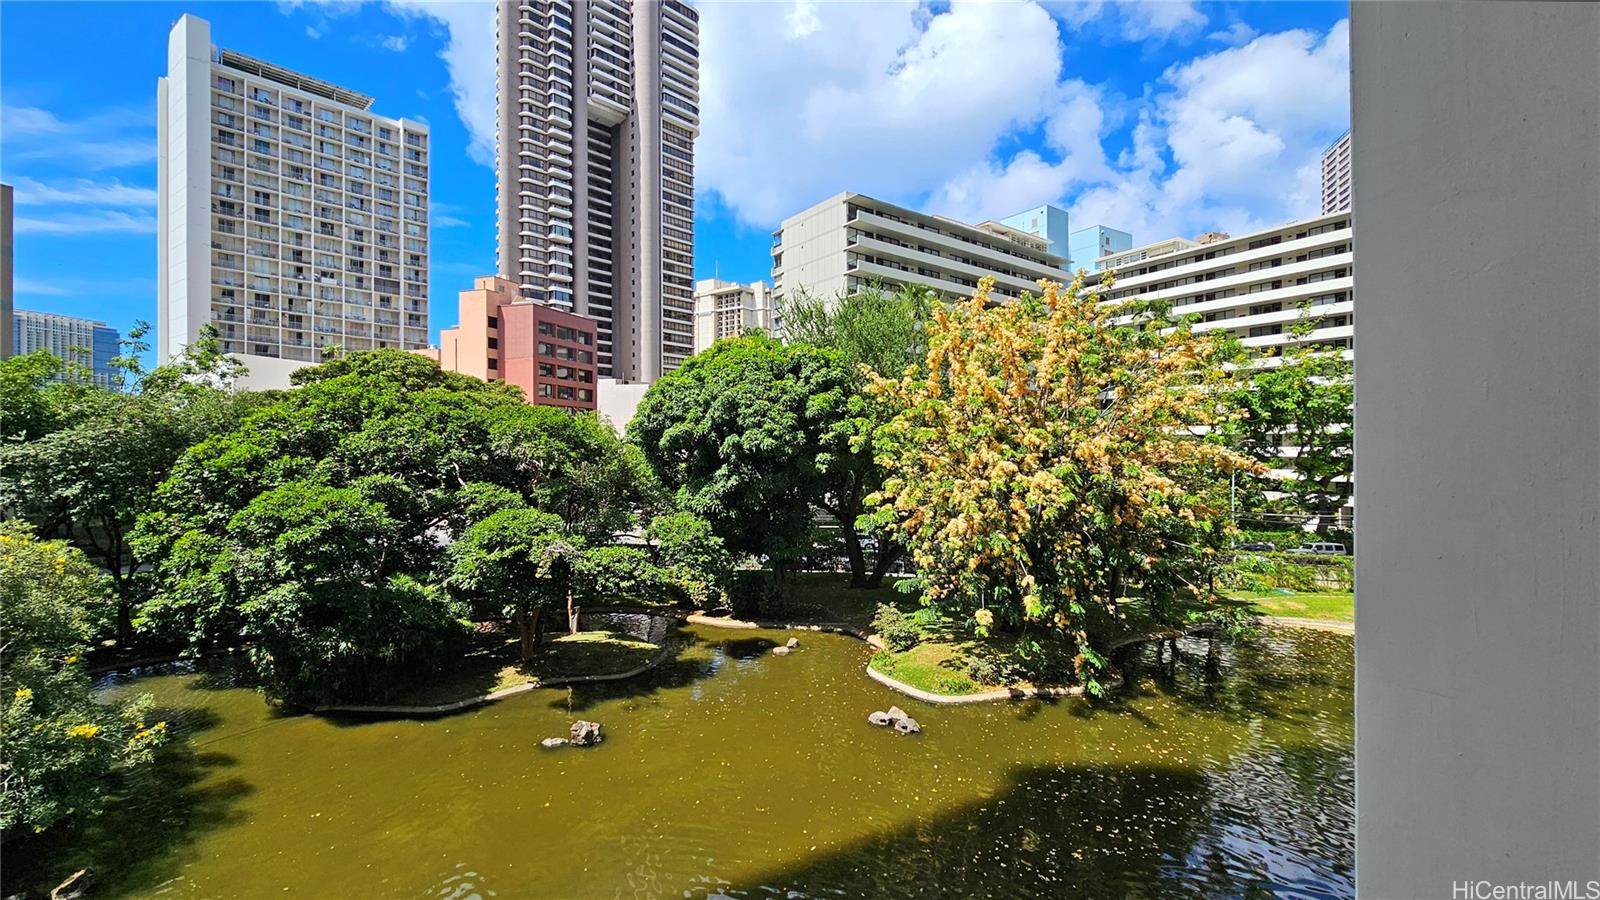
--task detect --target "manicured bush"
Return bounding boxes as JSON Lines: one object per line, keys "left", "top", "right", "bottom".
{"left": 871, "top": 604, "right": 924, "bottom": 651}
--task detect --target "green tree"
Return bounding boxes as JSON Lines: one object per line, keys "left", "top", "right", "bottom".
{"left": 777, "top": 282, "right": 936, "bottom": 586}
{"left": 0, "top": 327, "right": 253, "bottom": 644}
{"left": 644, "top": 511, "right": 733, "bottom": 606}
{"left": 1222, "top": 307, "right": 1354, "bottom": 533}
{"left": 448, "top": 507, "right": 578, "bottom": 658}
{"left": 629, "top": 335, "right": 854, "bottom": 579}
{"left": 225, "top": 481, "right": 464, "bottom": 705}
{"left": 1, "top": 523, "right": 167, "bottom": 834}
{"left": 865, "top": 276, "right": 1257, "bottom": 692}
{"left": 133, "top": 349, "right": 659, "bottom": 701}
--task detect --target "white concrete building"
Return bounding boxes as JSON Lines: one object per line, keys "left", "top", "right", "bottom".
{"left": 771, "top": 192, "right": 1071, "bottom": 305}
{"left": 159, "top": 14, "right": 430, "bottom": 390}
{"left": 497, "top": 0, "right": 700, "bottom": 382}
{"left": 1093, "top": 212, "right": 1353, "bottom": 357}
{"left": 692, "top": 278, "right": 774, "bottom": 353}
{"left": 1091, "top": 211, "right": 1355, "bottom": 523}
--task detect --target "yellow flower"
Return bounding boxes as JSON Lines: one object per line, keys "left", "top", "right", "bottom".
{"left": 64, "top": 655, "right": 78, "bottom": 664}
{"left": 67, "top": 723, "right": 101, "bottom": 740}
{"left": 13, "top": 688, "right": 32, "bottom": 700}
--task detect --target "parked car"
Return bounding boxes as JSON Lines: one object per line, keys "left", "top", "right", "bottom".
{"left": 1291, "top": 542, "right": 1349, "bottom": 556}
{"left": 1238, "top": 541, "right": 1276, "bottom": 552}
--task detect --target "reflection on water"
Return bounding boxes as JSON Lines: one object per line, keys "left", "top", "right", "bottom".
{"left": 10, "top": 626, "right": 1352, "bottom": 899}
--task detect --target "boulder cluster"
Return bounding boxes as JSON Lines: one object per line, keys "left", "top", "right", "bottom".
{"left": 868, "top": 705, "right": 922, "bottom": 734}
{"left": 771, "top": 637, "right": 800, "bottom": 656}
{"left": 541, "top": 720, "right": 604, "bottom": 749}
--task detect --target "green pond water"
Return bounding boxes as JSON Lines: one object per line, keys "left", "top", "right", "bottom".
{"left": 16, "top": 624, "right": 1353, "bottom": 898}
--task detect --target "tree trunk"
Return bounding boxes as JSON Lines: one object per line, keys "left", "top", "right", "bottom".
{"left": 567, "top": 588, "right": 579, "bottom": 636}
{"left": 116, "top": 600, "right": 134, "bottom": 646}
{"left": 842, "top": 526, "right": 867, "bottom": 586}
{"left": 518, "top": 609, "right": 539, "bottom": 661}
{"left": 861, "top": 541, "right": 905, "bottom": 589}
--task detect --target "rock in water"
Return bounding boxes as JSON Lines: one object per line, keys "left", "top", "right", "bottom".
{"left": 887, "top": 706, "right": 909, "bottom": 723}
{"left": 569, "top": 720, "right": 604, "bottom": 746}
{"left": 785, "top": 637, "right": 799, "bottom": 649}
{"left": 771, "top": 645, "right": 791, "bottom": 656}
{"left": 540, "top": 737, "right": 569, "bottom": 749}
{"left": 868, "top": 711, "right": 893, "bottom": 727}
{"left": 893, "top": 716, "right": 922, "bottom": 735}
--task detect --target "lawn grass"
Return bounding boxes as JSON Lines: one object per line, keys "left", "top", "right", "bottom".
{"left": 869, "top": 641, "right": 979, "bottom": 695}
{"left": 867, "top": 628, "right": 1081, "bottom": 696}
{"left": 390, "top": 628, "right": 661, "bottom": 707}
{"left": 1234, "top": 590, "right": 1354, "bottom": 623}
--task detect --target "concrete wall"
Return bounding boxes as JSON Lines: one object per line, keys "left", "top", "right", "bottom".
{"left": 1352, "top": 3, "right": 1599, "bottom": 897}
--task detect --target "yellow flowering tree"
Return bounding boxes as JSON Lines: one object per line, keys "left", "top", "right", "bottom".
{"left": 864, "top": 275, "right": 1259, "bottom": 690}
{"left": 0, "top": 522, "right": 166, "bottom": 834}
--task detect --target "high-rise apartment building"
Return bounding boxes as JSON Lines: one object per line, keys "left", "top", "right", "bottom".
{"left": 423, "top": 275, "right": 599, "bottom": 411}
{"left": 12, "top": 309, "right": 121, "bottom": 387}
{"left": 1321, "top": 129, "right": 1352, "bottom": 214}
{"left": 159, "top": 14, "right": 431, "bottom": 390}
{"left": 771, "top": 192, "right": 1071, "bottom": 305}
{"left": 496, "top": 0, "right": 700, "bottom": 383}
{"left": 692, "top": 278, "right": 774, "bottom": 353}
{"left": 1, "top": 183, "right": 13, "bottom": 359}
{"left": 1089, "top": 212, "right": 1355, "bottom": 524}
{"left": 1067, "top": 224, "right": 1133, "bottom": 274}
{"left": 998, "top": 203, "right": 1070, "bottom": 262}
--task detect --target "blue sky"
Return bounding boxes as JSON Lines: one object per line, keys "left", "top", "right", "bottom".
{"left": 1, "top": 0, "right": 1348, "bottom": 355}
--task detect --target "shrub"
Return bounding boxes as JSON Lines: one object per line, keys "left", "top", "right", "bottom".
{"left": 1, "top": 523, "right": 168, "bottom": 833}
{"left": 726, "top": 570, "right": 785, "bottom": 618}
{"left": 871, "top": 604, "right": 924, "bottom": 651}
{"left": 964, "top": 653, "right": 1026, "bottom": 687}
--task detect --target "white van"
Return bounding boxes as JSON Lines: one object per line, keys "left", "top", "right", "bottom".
{"left": 1292, "top": 542, "right": 1348, "bottom": 556}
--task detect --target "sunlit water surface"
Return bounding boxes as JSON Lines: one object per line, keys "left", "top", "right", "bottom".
{"left": 17, "top": 624, "right": 1352, "bottom": 898}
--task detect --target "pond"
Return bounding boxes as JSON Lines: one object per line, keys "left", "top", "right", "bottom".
{"left": 16, "top": 624, "right": 1353, "bottom": 898}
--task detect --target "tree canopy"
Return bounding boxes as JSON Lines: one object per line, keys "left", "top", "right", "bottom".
{"left": 1222, "top": 307, "right": 1354, "bottom": 533}
{"left": 131, "top": 349, "right": 657, "bottom": 704}
{"left": 864, "top": 276, "right": 1259, "bottom": 691}
{"left": 777, "top": 282, "right": 936, "bottom": 585}
{"left": 629, "top": 335, "right": 855, "bottom": 577}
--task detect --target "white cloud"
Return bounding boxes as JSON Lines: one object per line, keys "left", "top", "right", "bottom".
{"left": 1118, "top": 1, "right": 1207, "bottom": 41}
{"left": 926, "top": 80, "right": 1113, "bottom": 223}
{"left": 699, "top": 0, "right": 1066, "bottom": 227}
{"left": 1043, "top": 0, "right": 1206, "bottom": 41}
{"left": 380, "top": 1, "right": 497, "bottom": 166}
{"left": 433, "top": 214, "right": 469, "bottom": 228}
{"left": 13, "top": 278, "right": 74, "bottom": 297}
{"left": 306, "top": 24, "right": 323, "bottom": 39}
{"left": 381, "top": 34, "right": 411, "bottom": 52}
{"left": 1068, "top": 19, "right": 1351, "bottom": 240}
{"left": 1208, "top": 21, "right": 1259, "bottom": 46}
{"left": 10, "top": 176, "right": 156, "bottom": 208}
{"left": 14, "top": 211, "right": 159, "bottom": 236}
{"left": 1, "top": 105, "right": 155, "bottom": 170}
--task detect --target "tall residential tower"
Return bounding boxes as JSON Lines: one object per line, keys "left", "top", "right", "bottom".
{"left": 159, "top": 14, "right": 431, "bottom": 389}
{"left": 496, "top": 0, "right": 700, "bottom": 382}
{"left": 1321, "top": 129, "right": 1352, "bottom": 214}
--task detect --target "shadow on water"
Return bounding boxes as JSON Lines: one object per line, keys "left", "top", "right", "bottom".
{"left": 2, "top": 705, "right": 255, "bottom": 898}
{"left": 697, "top": 757, "right": 1350, "bottom": 899}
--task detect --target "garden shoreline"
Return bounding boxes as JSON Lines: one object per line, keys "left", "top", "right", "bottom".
{"left": 124, "top": 610, "right": 1347, "bottom": 718}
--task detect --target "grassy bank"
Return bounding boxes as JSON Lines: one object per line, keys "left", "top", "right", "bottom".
{"left": 391, "top": 627, "right": 661, "bottom": 706}
{"left": 1235, "top": 590, "right": 1354, "bottom": 623}
{"left": 868, "top": 631, "right": 1081, "bottom": 696}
